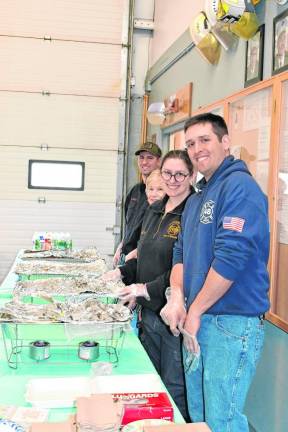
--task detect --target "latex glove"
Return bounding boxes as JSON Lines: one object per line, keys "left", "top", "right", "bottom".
{"left": 117, "top": 283, "right": 150, "bottom": 303}
{"left": 160, "top": 287, "right": 186, "bottom": 337}
{"left": 181, "top": 328, "right": 201, "bottom": 374}
{"left": 100, "top": 268, "right": 121, "bottom": 282}
{"left": 125, "top": 248, "right": 137, "bottom": 262}
{"left": 181, "top": 328, "right": 200, "bottom": 353}
{"left": 113, "top": 242, "right": 122, "bottom": 267}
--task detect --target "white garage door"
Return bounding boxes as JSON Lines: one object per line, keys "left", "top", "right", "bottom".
{"left": 0, "top": 0, "right": 129, "bottom": 282}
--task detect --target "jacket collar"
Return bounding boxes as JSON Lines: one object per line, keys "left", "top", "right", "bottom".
{"left": 150, "top": 191, "right": 193, "bottom": 216}
{"left": 196, "top": 155, "right": 251, "bottom": 192}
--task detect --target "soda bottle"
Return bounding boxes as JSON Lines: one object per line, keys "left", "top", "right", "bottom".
{"left": 45, "top": 232, "right": 52, "bottom": 250}
{"left": 33, "top": 232, "right": 41, "bottom": 251}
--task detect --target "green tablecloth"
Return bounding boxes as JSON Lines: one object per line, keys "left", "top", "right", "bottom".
{"left": 0, "top": 253, "right": 185, "bottom": 424}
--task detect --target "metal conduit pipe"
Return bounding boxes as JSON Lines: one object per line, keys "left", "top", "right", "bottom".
{"left": 147, "top": 41, "right": 195, "bottom": 87}
{"left": 114, "top": 0, "right": 135, "bottom": 249}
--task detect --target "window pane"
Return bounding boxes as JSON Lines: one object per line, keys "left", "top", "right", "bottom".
{"left": 28, "top": 160, "right": 85, "bottom": 190}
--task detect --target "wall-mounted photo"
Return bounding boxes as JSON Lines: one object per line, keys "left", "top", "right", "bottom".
{"left": 272, "top": 9, "right": 288, "bottom": 75}
{"left": 245, "top": 24, "right": 265, "bottom": 87}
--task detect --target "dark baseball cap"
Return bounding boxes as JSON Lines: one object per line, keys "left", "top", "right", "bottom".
{"left": 135, "top": 141, "right": 162, "bottom": 158}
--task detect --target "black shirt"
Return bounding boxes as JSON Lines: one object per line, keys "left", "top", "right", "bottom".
{"left": 120, "top": 192, "right": 193, "bottom": 312}
{"left": 121, "top": 182, "right": 148, "bottom": 255}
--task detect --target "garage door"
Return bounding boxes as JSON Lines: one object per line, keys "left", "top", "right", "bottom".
{"left": 0, "top": 0, "right": 129, "bottom": 282}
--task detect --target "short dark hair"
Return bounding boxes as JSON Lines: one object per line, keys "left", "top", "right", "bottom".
{"left": 160, "top": 149, "right": 193, "bottom": 175}
{"left": 184, "top": 113, "right": 228, "bottom": 141}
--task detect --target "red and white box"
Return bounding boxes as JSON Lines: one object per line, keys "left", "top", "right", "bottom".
{"left": 112, "top": 392, "right": 174, "bottom": 425}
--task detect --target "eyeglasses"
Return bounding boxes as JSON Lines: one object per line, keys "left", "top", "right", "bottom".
{"left": 161, "top": 170, "right": 189, "bottom": 183}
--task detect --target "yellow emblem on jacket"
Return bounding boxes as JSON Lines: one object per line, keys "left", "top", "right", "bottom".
{"left": 166, "top": 220, "right": 181, "bottom": 238}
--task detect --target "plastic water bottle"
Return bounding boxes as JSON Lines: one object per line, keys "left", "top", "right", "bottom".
{"left": 39, "top": 232, "right": 45, "bottom": 251}
{"left": 66, "top": 233, "right": 73, "bottom": 250}
{"left": 58, "top": 232, "right": 66, "bottom": 250}
{"left": 32, "top": 232, "right": 41, "bottom": 251}
{"left": 52, "top": 232, "right": 59, "bottom": 250}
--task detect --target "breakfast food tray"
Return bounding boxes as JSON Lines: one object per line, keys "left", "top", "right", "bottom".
{"left": 20, "top": 247, "right": 101, "bottom": 263}
{"left": 0, "top": 298, "right": 131, "bottom": 324}
{"left": 13, "top": 276, "right": 125, "bottom": 299}
{"left": 14, "top": 259, "right": 107, "bottom": 277}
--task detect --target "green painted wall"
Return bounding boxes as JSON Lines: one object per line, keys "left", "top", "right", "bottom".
{"left": 246, "top": 322, "right": 288, "bottom": 432}
{"left": 147, "top": 28, "right": 246, "bottom": 112}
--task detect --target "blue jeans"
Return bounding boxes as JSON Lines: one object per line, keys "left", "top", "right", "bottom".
{"left": 139, "top": 308, "right": 190, "bottom": 421}
{"left": 184, "top": 314, "right": 265, "bottom": 432}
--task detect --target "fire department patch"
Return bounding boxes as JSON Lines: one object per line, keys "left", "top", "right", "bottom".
{"left": 167, "top": 220, "right": 181, "bottom": 238}
{"left": 200, "top": 200, "right": 215, "bottom": 224}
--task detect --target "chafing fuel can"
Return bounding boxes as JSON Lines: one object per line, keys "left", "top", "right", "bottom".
{"left": 78, "top": 340, "right": 99, "bottom": 361}
{"left": 29, "top": 340, "right": 50, "bottom": 361}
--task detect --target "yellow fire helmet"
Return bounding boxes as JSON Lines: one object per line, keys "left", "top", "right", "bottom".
{"left": 230, "top": 11, "right": 259, "bottom": 39}
{"left": 205, "top": 0, "right": 239, "bottom": 50}
{"left": 189, "top": 12, "right": 221, "bottom": 65}
{"left": 217, "top": 0, "right": 246, "bottom": 23}
{"left": 207, "top": 0, "right": 259, "bottom": 40}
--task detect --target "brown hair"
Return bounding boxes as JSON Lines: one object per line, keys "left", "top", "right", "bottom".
{"left": 160, "top": 150, "right": 193, "bottom": 175}
{"left": 184, "top": 113, "right": 228, "bottom": 141}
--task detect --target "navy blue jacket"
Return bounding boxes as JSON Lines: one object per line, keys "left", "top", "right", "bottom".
{"left": 173, "top": 156, "right": 270, "bottom": 316}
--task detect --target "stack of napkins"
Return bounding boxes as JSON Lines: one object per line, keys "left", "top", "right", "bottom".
{"left": 76, "top": 394, "right": 123, "bottom": 431}
{"left": 29, "top": 416, "right": 76, "bottom": 432}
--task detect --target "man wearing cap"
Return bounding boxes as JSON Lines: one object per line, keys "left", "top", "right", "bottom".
{"left": 113, "top": 141, "right": 162, "bottom": 266}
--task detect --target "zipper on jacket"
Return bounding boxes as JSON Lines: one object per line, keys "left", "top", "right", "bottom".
{"left": 153, "top": 213, "right": 166, "bottom": 239}
{"left": 195, "top": 187, "right": 209, "bottom": 227}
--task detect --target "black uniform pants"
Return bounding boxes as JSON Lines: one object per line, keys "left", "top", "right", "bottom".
{"left": 139, "top": 307, "right": 190, "bottom": 422}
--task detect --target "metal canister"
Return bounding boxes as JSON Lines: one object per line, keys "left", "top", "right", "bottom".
{"left": 29, "top": 340, "right": 50, "bottom": 361}
{"left": 78, "top": 340, "right": 99, "bottom": 361}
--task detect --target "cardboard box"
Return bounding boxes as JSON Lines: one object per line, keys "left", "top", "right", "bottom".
{"left": 29, "top": 415, "right": 76, "bottom": 432}
{"left": 144, "top": 423, "right": 211, "bottom": 431}
{"left": 112, "top": 392, "right": 173, "bottom": 426}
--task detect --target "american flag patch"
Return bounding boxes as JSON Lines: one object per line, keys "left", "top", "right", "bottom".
{"left": 223, "top": 216, "right": 245, "bottom": 232}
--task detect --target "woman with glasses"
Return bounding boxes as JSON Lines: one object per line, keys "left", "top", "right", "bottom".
{"left": 102, "top": 150, "right": 194, "bottom": 420}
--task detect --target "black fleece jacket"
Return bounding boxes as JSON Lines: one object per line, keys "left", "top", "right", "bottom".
{"left": 122, "top": 182, "right": 148, "bottom": 255}
{"left": 120, "top": 192, "right": 193, "bottom": 312}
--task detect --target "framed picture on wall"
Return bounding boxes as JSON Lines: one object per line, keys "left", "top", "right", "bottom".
{"left": 244, "top": 25, "right": 265, "bottom": 87}
{"left": 272, "top": 9, "right": 288, "bottom": 75}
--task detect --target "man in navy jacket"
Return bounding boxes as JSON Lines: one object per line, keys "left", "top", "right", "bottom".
{"left": 161, "top": 113, "right": 270, "bottom": 432}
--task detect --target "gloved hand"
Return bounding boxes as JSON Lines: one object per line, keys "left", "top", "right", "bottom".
{"left": 100, "top": 268, "right": 122, "bottom": 282}
{"left": 117, "top": 283, "right": 150, "bottom": 303}
{"left": 160, "top": 287, "right": 186, "bottom": 337}
{"left": 125, "top": 248, "right": 137, "bottom": 262}
{"left": 181, "top": 328, "right": 201, "bottom": 374}
{"left": 113, "top": 242, "right": 122, "bottom": 267}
